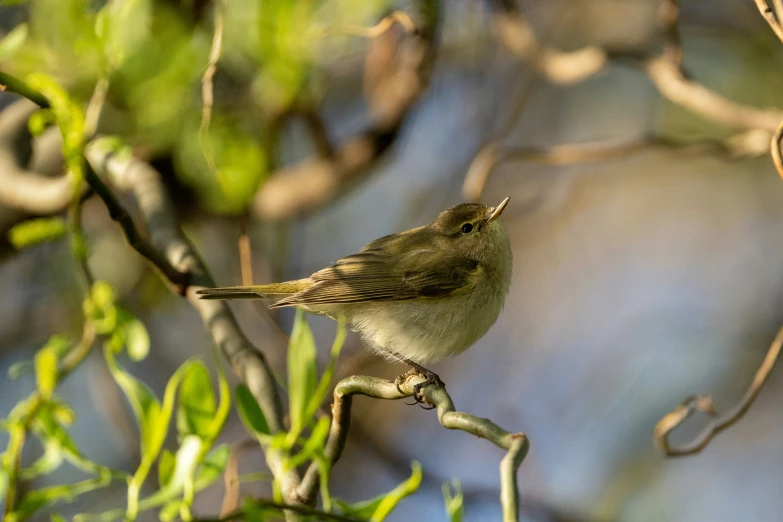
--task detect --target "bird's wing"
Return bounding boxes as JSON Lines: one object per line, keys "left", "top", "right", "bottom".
{"left": 269, "top": 249, "right": 480, "bottom": 308}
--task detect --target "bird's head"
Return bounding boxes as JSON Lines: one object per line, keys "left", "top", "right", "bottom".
{"left": 431, "top": 197, "right": 512, "bottom": 266}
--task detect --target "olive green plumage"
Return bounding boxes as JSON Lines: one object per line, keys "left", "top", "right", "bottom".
{"left": 198, "top": 198, "right": 512, "bottom": 365}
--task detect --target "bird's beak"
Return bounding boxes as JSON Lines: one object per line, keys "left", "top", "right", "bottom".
{"left": 488, "top": 196, "right": 510, "bottom": 222}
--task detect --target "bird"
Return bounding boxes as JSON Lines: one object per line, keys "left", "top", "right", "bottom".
{"left": 197, "top": 197, "right": 513, "bottom": 404}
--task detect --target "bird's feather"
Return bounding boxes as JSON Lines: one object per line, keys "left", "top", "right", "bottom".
{"left": 270, "top": 248, "right": 480, "bottom": 308}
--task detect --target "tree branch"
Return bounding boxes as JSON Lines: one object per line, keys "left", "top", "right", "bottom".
{"left": 82, "top": 138, "right": 302, "bottom": 510}
{"left": 0, "top": 100, "right": 80, "bottom": 214}
{"left": 296, "top": 375, "right": 529, "bottom": 522}
{"left": 252, "top": 0, "right": 439, "bottom": 220}
{"left": 754, "top": 0, "right": 783, "bottom": 44}
{"left": 653, "top": 324, "right": 783, "bottom": 456}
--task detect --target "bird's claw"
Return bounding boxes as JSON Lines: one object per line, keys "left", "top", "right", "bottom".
{"left": 395, "top": 368, "right": 445, "bottom": 410}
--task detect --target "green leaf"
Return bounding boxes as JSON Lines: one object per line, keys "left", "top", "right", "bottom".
{"left": 158, "top": 499, "right": 181, "bottom": 522}
{"left": 103, "top": 345, "right": 160, "bottom": 457}
{"left": 125, "top": 318, "right": 150, "bottom": 361}
{"left": 9, "top": 217, "right": 67, "bottom": 250}
{"left": 287, "top": 310, "right": 317, "bottom": 438}
{"left": 305, "top": 316, "right": 346, "bottom": 421}
{"left": 95, "top": 0, "right": 152, "bottom": 67}
{"left": 14, "top": 473, "right": 112, "bottom": 520}
{"left": 35, "top": 344, "right": 59, "bottom": 399}
{"left": 158, "top": 449, "right": 175, "bottom": 487}
{"left": 84, "top": 282, "right": 117, "bottom": 335}
{"left": 8, "top": 360, "right": 34, "bottom": 379}
{"left": 28, "top": 108, "right": 55, "bottom": 137}
{"left": 336, "top": 462, "right": 423, "bottom": 521}
{"left": 19, "top": 440, "right": 63, "bottom": 480}
{"left": 157, "top": 435, "right": 202, "bottom": 495}
{"left": 0, "top": 23, "right": 27, "bottom": 61}
{"left": 177, "top": 361, "right": 216, "bottom": 440}
{"left": 235, "top": 383, "right": 269, "bottom": 437}
{"left": 242, "top": 497, "right": 267, "bottom": 522}
{"left": 370, "top": 461, "right": 423, "bottom": 521}
{"left": 442, "top": 480, "right": 464, "bottom": 522}
{"left": 286, "top": 415, "right": 330, "bottom": 471}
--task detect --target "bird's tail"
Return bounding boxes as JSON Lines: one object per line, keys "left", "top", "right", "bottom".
{"left": 196, "top": 278, "right": 312, "bottom": 300}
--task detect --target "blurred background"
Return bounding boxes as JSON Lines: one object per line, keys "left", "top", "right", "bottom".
{"left": 2, "top": 0, "right": 783, "bottom": 520}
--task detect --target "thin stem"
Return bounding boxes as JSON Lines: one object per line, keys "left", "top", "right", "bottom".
{"left": 199, "top": 500, "right": 364, "bottom": 522}
{"left": 296, "top": 375, "right": 529, "bottom": 522}
{"left": 654, "top": 324, "right": 783, "bottom": 456}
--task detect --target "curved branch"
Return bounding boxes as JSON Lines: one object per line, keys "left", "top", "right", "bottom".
{"left": 83, "top": 137, "right": 301, "bottom": 504}
{"left": 654, "top": 324, "right": 783, "bottom": 456}
{"left": 488, "top": 0, "right": 783, "bottom": 132}
{"left": 755, "top": 0, "right": 783, "bottom": 44}
{"left": 296, "top": 375, "right": 529, "bottom": 522}
{"left": 0, "top": 100, "right": 78, "bottom": 214}
{"left": 253, "top": 0, "right": 439, "bottom": 220}
{"left": 772, "top": 118, "right": 783, "bottom": 179}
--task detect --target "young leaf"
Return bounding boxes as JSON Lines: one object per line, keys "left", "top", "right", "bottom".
{"left": 336, "top": 462, "right": 424, "bottom": 521}
{"left": 35, "top": 345, "right": 58, "bottom": 399}
{"left": 95, "top": 0, "right": 152, "bottom": 67}
{"left": 8, "top": 359, "right": 34, "bottom": 379}
{"left": 442, "top": 480, "right": 464, "bottom": 522}
{"left": 285, "top": 416, "right": 330, "bottom": 471}
{"left": 370, "top": 461, "right": 423, "bottom": 522}
{"left": 235, "top": 383, "right": 269, "bottom": 437}
{"left": 158, "top": 449, "right": 175, "bottom": 487}
{"left": 14, "top": 474, "right": 112, "bottom": 520}
{"left": 177, "top": 361, "right": 216, "bottom": 441}
{"left": 84, "top": 282, "right": 118, "bottom": 335}
{"left": 9, "top": 217, "right": 67, "bottom": 250}
{"left": 0, "top": 22, "right": 27, "bottom": 61}
{"left": 287, "top": 310, "right": 317, "bottom": 438}
{"left": 103, "top": 345, "right": 160, "bottom": 457}
{"left": 125, "top": 318, "right": 150, "bottom": 362}
{"left": 305, "top": 316, "right": 346, "bottom": 422}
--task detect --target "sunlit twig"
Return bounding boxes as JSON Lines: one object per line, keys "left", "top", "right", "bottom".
{"left": 654, "top": 325, "right": 783, "bottom": 456}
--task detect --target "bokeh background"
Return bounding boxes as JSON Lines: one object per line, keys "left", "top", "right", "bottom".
{"left": 2, "top": 0, "right": 783, "bottom": 520}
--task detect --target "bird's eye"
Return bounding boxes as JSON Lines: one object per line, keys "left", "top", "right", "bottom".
{"left": 461, "top": 223, "right": 474, "bottom": 234}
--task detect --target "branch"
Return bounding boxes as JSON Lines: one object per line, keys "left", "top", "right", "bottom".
{"left": 462, "top": 133, "right": 767, "bottom": 201}
{"left": 82, "top": 138, "right": 302, "bottom": 507}
{"left": 0, "top": 100, "right": 79, "bottom": 214}
{"left": 253, "top": 0, "right": 439, "bottom": 220}
{"left": 755, "top": 0, "right": 783, "bottom": 44}
{"left": 653, "top": 324, "right": 783, "bottom": 456}
{"left": 487, "top": 1, "right": 783, "bottom": 129}
{"left": 772, "top": 118, "right": 783, "bottom": 179}
{"left": 296, "top": 375, "right": 529, "bottom": 522}
{"left": 200, "top": 500, "right": 364, "bottom": 522}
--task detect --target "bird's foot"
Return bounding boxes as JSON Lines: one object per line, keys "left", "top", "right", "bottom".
{"left": 395, "top": 367, "right": 445, "bottom": 410}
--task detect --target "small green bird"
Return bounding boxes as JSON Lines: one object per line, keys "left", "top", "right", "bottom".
{"left": 198, "top": 197, "right": 512, "bottom": 402}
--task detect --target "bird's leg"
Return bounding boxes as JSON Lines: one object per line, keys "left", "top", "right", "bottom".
{"left": 388, "top": 352, "right": 445, "bottom": 409}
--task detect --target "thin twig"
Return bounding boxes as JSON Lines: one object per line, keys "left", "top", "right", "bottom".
{"left": 0, "top": 71, "right": 50, "bottom": 108}
{"left": 220, "top": 440, "right": 258, "bottom": 517}
{"left": 253, "top": 0, "right": 439, "bottom": 220}
{"left": 296, "top": 375, "right": 529, "bottom": 522}
{"left": 462, "top": 134, "right": 760, "bottom": 201}
{"left": 754, "top": 0, "right": 783, "bottom": 44}
{"left": 238, "top": 214, "right": 253, "bottom": 286}
{"left": 771, "top": 113, "right": 783, "bottom": 180}
{"left": 340, "top": 10, "right": 416, "bottom": 38}
{"left": 201, "top": 500, "right": 364, "bottom": 522}
{"left": 0, "top": 100, "right": 81, "bottom": 214}
{"left": 200, "top": 0, "right": 224, "bottom": 136}
{"left": 654, "top": 324, "right": 783, "bottom": 456}
{"left": 84, "top": 76, "right": 110, "bottom": 139}
{"left": 83, "top": 138, "right": 301, "bottom": 514}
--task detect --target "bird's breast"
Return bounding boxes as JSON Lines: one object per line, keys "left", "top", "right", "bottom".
{"left": 349, "top": 282, "right": 506, "bottom": 363}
